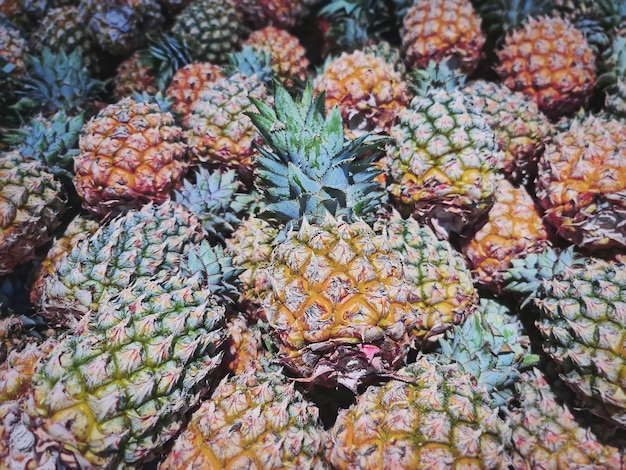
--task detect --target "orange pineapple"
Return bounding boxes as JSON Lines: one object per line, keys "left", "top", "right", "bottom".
{"left": 73, "top": 95, "right": 189, "bottom": 218}
{"left": 462, "top": 178, "right": 551, "bottom": 293}
{"left": 496, "top": 15, "right": 596, "bottom": 120}
{"left": 400, "top": 0, "right": 485, "bottom": 74}
{"left": 242, "top": 26, "right": 310, "bottom": 87}
{"left": 313, "top": 49, "right": 408, "bottom": 139}
{"left": 112, "top": 51, "right": 158, "bottom": 100}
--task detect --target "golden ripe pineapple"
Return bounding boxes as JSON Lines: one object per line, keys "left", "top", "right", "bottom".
{"left": 462, "top": 178, "right": 551, "bottom": 294}
{"left": 400, "top": 0, "right": 485, "bottom": 73}
{"left": 313, "top": 48, "right": 408, "bottom": 139}
{"left": 73, "top": 94, "right": 189, "bottom": 218}
{"left": 496, "top": 15, "right": 596, "bottom": 120}
{"left": 536, "top": 114, "right": 626, "bottom": 251}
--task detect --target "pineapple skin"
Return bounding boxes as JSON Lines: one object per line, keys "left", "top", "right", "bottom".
{"left": 313, "top": 49, "right": 408, "bottom": 139}
{"left": 496, "top": 15, "right": 596, "bottom": 120}
{"left": 73, "top": 96, "right": 189, "bottom": 218}
{"left": 400, "top": 0, "right": 485, "bottom": 74}
{"left": 159, "top": 366, "right": 331, "bottom": 469}
{"left": 0, "top": 151, "right": 68, "bottom": 276}
{"left": 329, "top": 355, "right": 513, "bottom": 469}
{"left": 536, "top": 115, "right": 626, "bottom": 251}
{"left": 26, "top": 272, "right": 227, "bottom": 468}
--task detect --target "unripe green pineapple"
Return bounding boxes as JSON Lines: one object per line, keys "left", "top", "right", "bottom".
{"left": 507, "top": 247, "right": 626, "bottom": 429}
{"left": 32, "top": 200, "right": 205, "bottom": 328}
{"left": 26, "top": 267, "right": 228, "bottom": 468}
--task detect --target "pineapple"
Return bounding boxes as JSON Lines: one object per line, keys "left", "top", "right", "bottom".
{"left": 243, "top": 26, "right": 310, "bottom": 88}
{"left": 506, "top": 247, "right": 626, "bottom": 428}
{"left": 29, "top": 6, "right": 99, "bottom": 75}
{"left": 184, "top": 46, "right": 273, "bottom": 182}
{"left": 462, "top": 178, "right": 551, "bottom": 294}
{"left": 247, "top": 82, "right": 476, "bottom": 391}
{"left": 536, "top": 114, "right": 626, "bottom": 251}
{"left": 496, "top": 15, "right": 596, "bottom": 120}
{"left": 79, "top": 0, "right": 164, "bottom": 57}
{"left": 0, "top": 150, "right": 67, "bottom": 276}
{"left": 220, "top": 313, "right": 270, "bottom": 374}
{"left": 25, "top": 245, "right": 230, "bottom": 468}
{"left": 160, "top": 364, "right": 331, "bottom": 469}
{"left": 32, "top": 200, "right": 205, "bottom": 329}
{"left": 236, "top": 0, "right": 320, "bottom": 29}
{"left": 508, "top": 367, "right": 625, "bottom": 469}
{"left": 170, "top": 0, "right": 246, "bottom": 65}
{"left": 73, "top": 93, "right": 189, "bottom": 218}
{"left": 313, "top": 48, "right": 409, "bottom": 139}
{"left": 381, "top": 62, "right": 502, "bottom": 239}
{"left": 165, "top": 61, "right": 225, "bottom": 127}
{"left": 597, "top": 34, "right": 626, "bottom": 121}
{"left": 0, "top": 15, "right": 27, "bottom": 77}
{"left": 462, "top": 79, "right": 552, "bottom": 184}
{"left": 112, "top": 51, "right": 159, "bottom": 100}
{"left": 400, "top": 0, "right": 485, "bottom": 74}
{"left": 329, "top": 296, "right": 538, "bottom": 469}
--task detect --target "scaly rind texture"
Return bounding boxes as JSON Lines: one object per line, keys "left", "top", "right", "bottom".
{"left": 262, "top": 215, "right": 418, "bottom": 392}
{"left": 329, "top": 355, "right": 513, "bottom": 469}
{"left": 73, "top": 96, "right": 189, "bottom": 218}
{"left": 462, "top": 79, "right": 551, "bottom": 183}
{"left": 243, "top": 26, "right": 310, "bottom": 88}
{"left": 34, "top": 200, "right": 205, "bottom": 328}
{"left": 0, "top": 151, "right": 68, "bottom": 276}
{"left": 383, "top": 213, "right": 478, "bottom": 342}
{"left": 496, "top": 15, "right": 596, "bottom": 120}
{"left": 159, "top": 366, "right": 331, "bottom": 469}
{"left": 165, "top": 62, "right": 224, "bottom": 126}
{"left": 384, "top": 86, "right": 500, "bottom": 237}
{"left": 400, "top": 0, "right": 485, "bottom": 73}
{"left": 463, "top": 178, "right": 550, "bottom": 293}
{"left": 27, "top": 273, "right": 226, "bottom": 468}
{"left": 509, "top": 368, "right": 625, "bottom": 470}
{"left": 171, "top": 0, "right": 244, "bottom": 64}
{"left": 112, "top": 52, "right": 158, "bottom": 101}
{"left": 313, "top": 50, "right": 408, "bottom": 139}
{"left": 185, "top": 73, "right": 269, "bottom": 179}
{"left": 0, "top": 18, "right": 27, "bottom": 76}
{"left": 506, "top": 248, "right": 626, "bottom": 428}
{"left": 536, "top": 115, "right": 626, "bottom": 251}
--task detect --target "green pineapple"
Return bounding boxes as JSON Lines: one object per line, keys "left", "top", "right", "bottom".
{"left": 170, "top": 0, "right": 246, "bottom": 65}
{"left": 381, "top": 61, "right": 502, "bottom": 239}
{"left": 32, "top": 200, "right": 205, "bottom": 328}
{"left": 597, "top": 34, "right": 626, "bottom": 120}
{"left": 506, "top": 247, "right": 626, "bottom": 429}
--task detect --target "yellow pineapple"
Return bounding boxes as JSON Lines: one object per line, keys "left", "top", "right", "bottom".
{"left": 400, "top": 0, "right": 485, "bottom": 74}
{"left": 496, "top": 15, "right": 596, "bottom": 120}
{"left": 462, "top": 178, "right": 551, "bottom": 293}
{"left": 313, "top": 49, "right": 409, "bottom": 139}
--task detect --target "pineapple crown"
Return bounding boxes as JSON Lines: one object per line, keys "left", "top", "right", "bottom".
{"left": 408, "top": 59, "right": 468, "bottom": 95}
{"left": 139, "top": 33, "right": 194, "bottom": 91}
{"left": 180, "top": 239, "right": 243, "bottom": 305}
{"left": 131, "top": 90, "right": 175, "bottom": 112}
{"left": 597, "top": 35, "right": 626, "bottom": 91}
{"left": 13, "top": 47, "right": 105, "bottom": 116}
{"left": 246, "top": 81, "right": 388, "bottom": 231}
{"left": 437, "top": 298, "right": 539, "bottom": 408}
{"left": 225, "top": 45, "right": 274, "bottom": 85}
{"left": 4, "top": 110, "right": 83, "bottom": 177}
{"left": 174, "top": 167, "right": 257, "bottom": 241}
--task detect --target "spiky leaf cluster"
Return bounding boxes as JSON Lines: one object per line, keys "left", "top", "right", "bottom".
{"left": 13, "top": 48, "right": 104, "bottom": 116}
{"left": 247, "top": 82, "right": 388, "bottom": 230}
{"left": 174, "top": 167, "right": 255, "bottom": 240}
{"left": 4, "top": 111, "right": 83, "bottom": 177}
{"left": 139, "top": 33, "right": 193, "bottom": 91}
{"left": 224, "top": 45, "right": 274, "bottom": 85}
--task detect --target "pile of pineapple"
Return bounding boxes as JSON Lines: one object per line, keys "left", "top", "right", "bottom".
{"left": 1, "top": 0, "right": 626, "bottom": 468}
